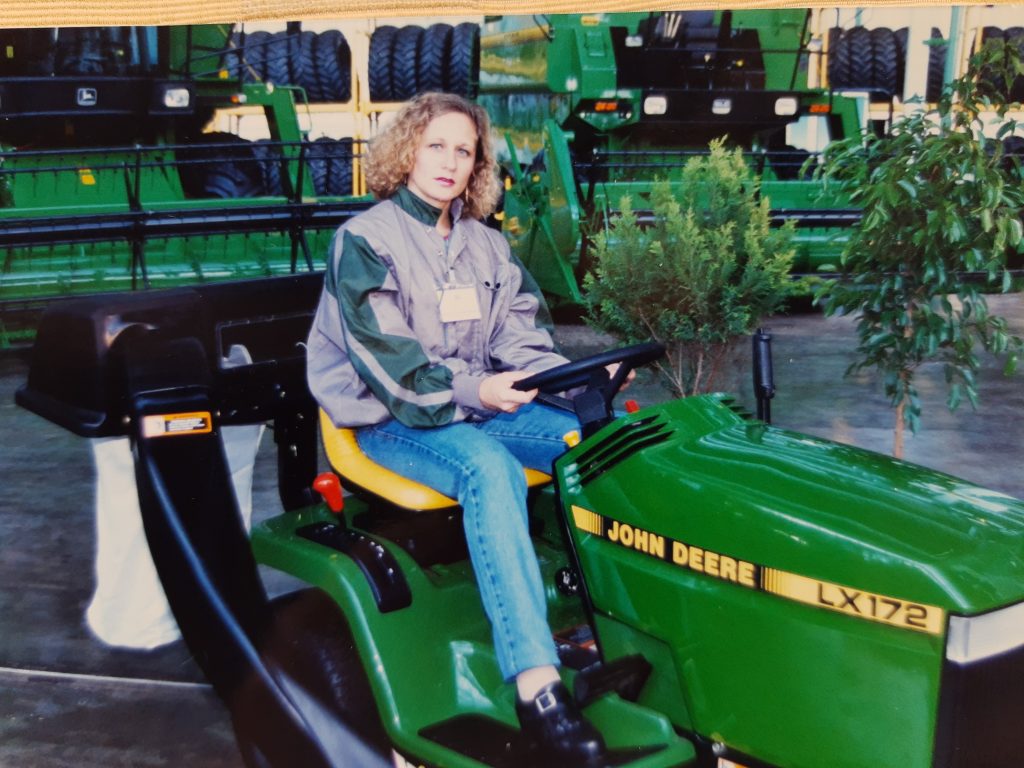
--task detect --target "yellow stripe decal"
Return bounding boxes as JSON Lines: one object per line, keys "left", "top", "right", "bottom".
{"left": 570, "top": 508, "right": 944, "bottom": 636}
{"left": 760, "top": 567, "right": 944, "bottom": 635}
{"left": 571, "top": 504, "right": 603, "bottom": 536}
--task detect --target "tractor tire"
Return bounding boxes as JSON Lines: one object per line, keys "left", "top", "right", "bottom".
{"left": 827, "top": 27, "right": 850, "bottom": 89}
{"left": 895, "top": 26, "right": 909, "bottom": 96}
{"left": 222, "top": 31, "right": 246, "bottom": 80}
{"left": 419, "top": 23, "right": 452, "bottom": 94}
{"left": 870, "top": 27, "right": 900, "bottom": 97}
{"left": 1000, "top": 136, "right": 1024, "bottom": 176}
{"left": 312, "top": 30, "right": 346, "bottom": 103}
{"left": 201, "top": 157, "right": 263, "bottom": 200}
{"left": 974, "top": 27, "right": 1024, "bottom": 104}
{"left": 1004, "top": 28, "right": 1024, "bottom": 103}
{"left": 253, "top": 139, "right": 285, "bottom": 196}
{"left": 925, "top": 28, "right": 947, "bottom": 102}
{"left": 178, "top": 133, "right": 263, "bottom": 199}
{"left": 368, "top": 25, "right": 398, "bottom": 101}
{"left": 768, "top": 147, "right": 811, "bottom": 181}
{"left": 242, "top": 30, "right": 271, "bottom": 83}
{"left": 293, "top": 30, "right": 317, "bottom": 99}
{"left": 306, "top": 137, "right": 353, "bottom": 196}
{"left": 330, "top": 138, "right": 354, "bottom": 196}
{"left": 842, "top": 26, "right": 874, "bottom": 90}
{"left": 260, "top": 589, "right": 390, "bottom": 756}
{"left": 311, "top": 30, "right": 338, "bottom": 102}
{"left": 225, "top": 29, "right": 270, "bottom": 83}
{"left": 264, "top": 30, "right": 295, "bottom": 87}
{"left": 391, "top": 26, "right": 423, "bottom": 102}
{"left": 305, "top": 137, "right": 333, "bottom": 196}
{"left": 446, "top": 22, "right": 480, "bottom": 99}
{"left": 332, "top": 31, "right": 352, "bottom": 102}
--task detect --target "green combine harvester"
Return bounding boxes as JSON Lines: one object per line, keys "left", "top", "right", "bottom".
{"left": 0, "top": 21, "right": 491, "bottom": 345}
{"left": 2, "top": 12, "right": 1018, "bottom": 337}
{"left": 477, "top": 10, "right": 874, "bottom": 306}
{"left": 0, "top": 24, "right": 372, "bottom": 343}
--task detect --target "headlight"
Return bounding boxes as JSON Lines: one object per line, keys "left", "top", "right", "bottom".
{"left": 712, "top": 98, "right": 732, "bottom": 116}
{"left": 162, "top": 87, "right": 191, "bottom": 109}
{"left": 643, "top": 96, "right": 667, "bottom": 116}
{"left": 947, "top": 602, "right": 1024, "bottom": 663}
{"left": 774, "top": 97, "right": 798, "bottom": 116}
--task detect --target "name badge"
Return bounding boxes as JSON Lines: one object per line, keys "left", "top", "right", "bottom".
{"left": 438, "top": 283, "right": 482, "bottom": 323}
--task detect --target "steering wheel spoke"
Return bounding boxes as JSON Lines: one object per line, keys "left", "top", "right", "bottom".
{"left": 513, "top": 342, "right": 666, "bottom": 435}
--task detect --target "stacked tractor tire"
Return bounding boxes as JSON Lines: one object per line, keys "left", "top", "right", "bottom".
{"left": 203, "top": 28, "right": 361, "bottom": 198}
{"left": 193, "top": 22, "right": 480, "bottom": 200}
{"left": 976, "top": 27, "right": 1024, "bottom": 104}
{"left": 179, "top": 132, "right": 355, "bottom": 198}
{"left": 368, "top": 22, "right": 480, "bottom": 101}
{"left": 827, "top": 26, "right": 913, "bottom": 99}
{"left": 222, "top": 29, "right": 352, "bottom": 102}
{"left": 829, "top": 26, "right": 1023, "bottom": 104}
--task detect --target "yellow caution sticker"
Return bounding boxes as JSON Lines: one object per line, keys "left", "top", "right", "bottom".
{"left": 571, "top": 507, "right": 944, "bottom": 635}
{"left": 78, "top": 168, "right": 96, "bottom": 185}
{"left": 142, "top": 411, "right": 213, "bottom": 438}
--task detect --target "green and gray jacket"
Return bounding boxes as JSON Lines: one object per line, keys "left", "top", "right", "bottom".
{"left": 307, "top": 186, "right": 568, "bottom": 428}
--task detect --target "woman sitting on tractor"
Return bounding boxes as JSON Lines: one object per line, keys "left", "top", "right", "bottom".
{"left": 306, "top": 92, "right": 628, "bottom": 765}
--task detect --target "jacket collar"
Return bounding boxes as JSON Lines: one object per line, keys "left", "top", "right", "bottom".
{"left": 393, "top": 185, "right": 465, "bottom": 228}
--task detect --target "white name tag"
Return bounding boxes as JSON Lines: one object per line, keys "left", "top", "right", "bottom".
{"left": 438, "top": 284, "right": 482, "bottom": 323}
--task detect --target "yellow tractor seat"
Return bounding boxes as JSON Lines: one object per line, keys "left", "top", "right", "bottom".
{"left": 319, "top": 409, "right": 551, "bottom": 512}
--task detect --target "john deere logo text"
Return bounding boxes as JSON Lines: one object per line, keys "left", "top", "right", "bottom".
{"left": 573, "top": 506, "right": 944, "bottom": 635}
{"left": 607, "top": 519, "right": 758, "bottom": 589}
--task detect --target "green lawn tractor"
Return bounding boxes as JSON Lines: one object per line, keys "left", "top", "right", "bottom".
{"left": 16, "top": 274, "right": 1024, "bottom": 768}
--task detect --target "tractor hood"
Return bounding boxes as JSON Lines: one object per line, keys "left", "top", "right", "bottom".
{"left": 559, "top": 396, "right": 1024, "bottom": 617}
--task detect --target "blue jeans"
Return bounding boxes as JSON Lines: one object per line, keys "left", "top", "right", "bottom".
{"left": 357, "top": 403, "right": 579, "bottom": 680}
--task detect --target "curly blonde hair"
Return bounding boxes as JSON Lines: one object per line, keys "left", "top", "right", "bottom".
{"left": 363, "top": 92, "right": 501, "bottom": 220}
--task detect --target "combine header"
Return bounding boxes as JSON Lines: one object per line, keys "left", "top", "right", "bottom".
{"left": 0, "top": 24, "right": 371, "bottom": 343}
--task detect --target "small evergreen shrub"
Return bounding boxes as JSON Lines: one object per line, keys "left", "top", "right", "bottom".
{"left": 584, "top": 140, "right": 794, "bottom": 396}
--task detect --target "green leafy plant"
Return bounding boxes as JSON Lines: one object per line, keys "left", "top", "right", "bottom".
{"left": 814, "top": 41, "right": 1023, "bottom": 458}
{"left": 584, "top": 140, "right": 794, "bottom": 396}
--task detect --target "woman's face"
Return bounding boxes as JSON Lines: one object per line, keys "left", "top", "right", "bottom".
{"left": 406, "top": 111, "right": 478, "bottom": 213}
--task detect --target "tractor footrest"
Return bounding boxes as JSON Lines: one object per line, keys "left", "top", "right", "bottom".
{"left": 573, "top": 654, "right": 653, "bottom": 708}
{"left": 421, "top": 714, "right": 663, "bottom": 767}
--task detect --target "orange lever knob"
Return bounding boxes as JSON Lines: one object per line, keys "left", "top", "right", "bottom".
{"left": 313, "top": 472, "right": 344, "bottom": 514}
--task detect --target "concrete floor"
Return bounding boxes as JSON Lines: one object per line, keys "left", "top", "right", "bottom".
{"left": 1, "top": 293, "right": 1022, "bottom": 767}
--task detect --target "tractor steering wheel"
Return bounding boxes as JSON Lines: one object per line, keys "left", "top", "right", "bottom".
{"left": 514, "top": 341, "right": 665, "bottom": 394}
{"left": 512, "top": 342, "right": 665, "bottom": 430}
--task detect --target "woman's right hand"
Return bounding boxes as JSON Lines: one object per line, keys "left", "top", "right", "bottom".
{"left": 479, "top": 371, "right": 537, "bottom": 413}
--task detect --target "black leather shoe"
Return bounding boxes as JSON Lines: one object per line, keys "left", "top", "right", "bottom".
{"left": 515, "top": 681, "right": 606, "bottom": 766}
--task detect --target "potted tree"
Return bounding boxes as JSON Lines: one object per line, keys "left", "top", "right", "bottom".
{"left": 814, "top": 39, "right": 1023, "bottom": 458}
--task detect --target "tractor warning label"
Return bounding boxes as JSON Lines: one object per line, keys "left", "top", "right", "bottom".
{"left": 571, "top": 505, "right": 945, "bottom": 636}
{"left": 142, "top": 411, "right": 213, "bottom": 438}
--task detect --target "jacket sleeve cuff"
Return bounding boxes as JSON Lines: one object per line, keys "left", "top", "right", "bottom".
{"left": 452, "top": 371, "right": 487, "bottom": 411}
